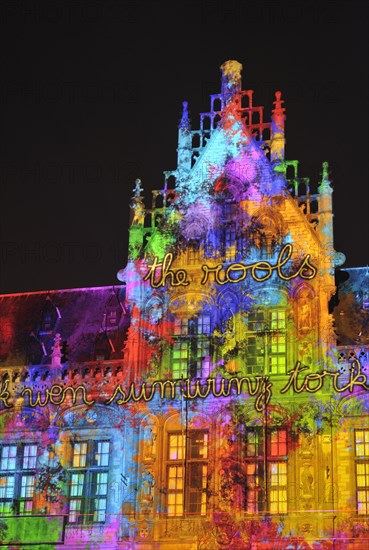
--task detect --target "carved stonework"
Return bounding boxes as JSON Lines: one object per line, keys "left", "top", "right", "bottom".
{"left": 300, "top": 462, "right": 314, "bottom": 509}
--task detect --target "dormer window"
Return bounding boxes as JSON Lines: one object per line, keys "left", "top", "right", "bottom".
{"left": 106, "top": 309, "right": 119, "bottom": 329}
{"left": 104, "top": 295, "right": 123, "bottom": 331}
{"left": 39, "top": 297, "right": 61, "bottom": 335}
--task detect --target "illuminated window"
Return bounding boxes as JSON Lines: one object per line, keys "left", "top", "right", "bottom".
{"left": 246, "top": 310, "right": 287, "bottom": 375}
{"left": 167, "top": 431, "right": 208, "bottom": 517}
{"left": 270, "top": 429, "right": 287, "bottom": 456}
{"left": 269, "top": 462, "right": 287, "bottom": 513}
{"left": 172, "top": 316, "right": 211, "bottom": 378}
{"left": 244, "top": 428, "right": 287, "bottom": 514}
{"left": 355, "top": 430, "right": 369, "bottom": 515}
{"left": 0, "top": 444, "right": 37, "bottom": 515}
{"left": 68, "top": 440, "right": 110, "bottom": 524}
{"left": 270, "top": 310, "right": 286, "bottom": 331}
{"left": 172, "top": 341, "right": 189, "bottom": 379}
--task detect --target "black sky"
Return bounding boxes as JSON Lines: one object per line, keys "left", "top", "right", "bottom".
{"left": 0, "top": 0, "right": 368, "bottom": 294}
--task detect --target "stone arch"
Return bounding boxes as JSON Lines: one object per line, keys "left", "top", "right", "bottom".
{"left": 53, "top": 403, "right": 123, "bottom": 430}
{"left": 250, "top": 284, "right": 288, "bottom": 309}
{"left": 169, "top": 291, "right": 214, "bottom": 316}
{"left": 164, "top": 410, "right": 211, "bottom": 433}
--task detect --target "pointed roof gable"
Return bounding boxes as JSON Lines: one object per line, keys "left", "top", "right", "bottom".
{"left": 174, "top": 61, "right": 286, "bottom": 206}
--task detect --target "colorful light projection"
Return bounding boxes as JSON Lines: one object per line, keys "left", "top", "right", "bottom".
{"left": 0, "top": 60, "right": 368, "bottom": 548}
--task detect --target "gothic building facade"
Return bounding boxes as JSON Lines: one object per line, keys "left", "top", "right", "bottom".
{"left": 0, "top": 61, "right": 368, "bottom": 549}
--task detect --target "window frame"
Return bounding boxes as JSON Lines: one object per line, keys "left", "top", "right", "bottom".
{"left": 171, "top": 316, "right": 211, "bottom": 379}
{"left": 245, "top": 309, "right": 287, "bottom": 375}
{"left": 68, "top": 439, "right": 110, "bottom": 525}
{"left": 355, "top": 429, "right": 369, "bottom": 515}
{"left": 166, "top": 430, "right": 209, "bottom": 517}
{"left": 0, "top": 443, "right": 38, "bottom": 515}
{"left": 243, "top": 427, "right": 288, "bottom": 515}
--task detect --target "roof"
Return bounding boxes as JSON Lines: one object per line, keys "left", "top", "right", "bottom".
{"left": 0, "top": 286, "right": 129, "bottom": 366}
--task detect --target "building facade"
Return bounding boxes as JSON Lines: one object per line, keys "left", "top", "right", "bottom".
{"left": 0, "top": 60, "right": 368, "bottom": 549}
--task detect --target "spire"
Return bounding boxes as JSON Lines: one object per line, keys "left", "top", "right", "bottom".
{"left": 51, "top": 333, "right": 62, "bottom": 367}
{"left": 220, "top": 60, "right": 243, "bottom": 102}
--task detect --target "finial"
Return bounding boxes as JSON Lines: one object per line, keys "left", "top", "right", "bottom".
{"left": 51, "top": 333, "right": 62, "bottom": 367}
{"left": 273, "top": 91, "right": 285, "bottom": 113}
{"left": 179, "top": 101, "right": 191, "bottom": 132}
{"left": 133, "top": 178, "right": 143, "bottom": 198}
{"left": 220, "top": 60, "right": 243, "bottom": 97}
{"left": 272, "top": 91, "right": 285, "bottom": 127}
{"left": 322, "top": 161, "right": 329, "bottom": 181}
{"left": 130, "top": 179, "right": 146, "bottom": 226}
{"left": 318, "top": 161, "right": 332, "bottom": 192}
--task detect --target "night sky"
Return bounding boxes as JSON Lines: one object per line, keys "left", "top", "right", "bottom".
{"left": 0, "top": 0, "right": 368, "bottom": 294}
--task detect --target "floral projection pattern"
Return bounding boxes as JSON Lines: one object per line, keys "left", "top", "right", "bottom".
{"left": 0, "top": 60, "right": 368, "bottom": 548}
